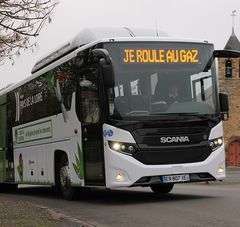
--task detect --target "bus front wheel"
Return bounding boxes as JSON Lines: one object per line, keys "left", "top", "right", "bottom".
{"left": 57, "top": 155, "right": 76, "bottom": 200}
{"left": 150, "top": 183, "right": 174, "bottom": 194}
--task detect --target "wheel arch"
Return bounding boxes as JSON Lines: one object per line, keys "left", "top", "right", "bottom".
{"left": 54, "top": 149, "right": 69, "bottom": 185}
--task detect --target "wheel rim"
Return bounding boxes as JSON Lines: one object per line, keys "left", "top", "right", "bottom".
{"left": 60, "top": 165, "right": 71, "bottom": 189}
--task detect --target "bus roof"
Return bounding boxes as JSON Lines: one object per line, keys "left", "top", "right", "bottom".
{"left": 31, "top": 27, "right": 212, "bottom": 74}
{"left": 0, "top": 83, "right": 15, "bottom": 95}
{"left": 0, "top": 28, "right": 212, "bottom": 96}
{"left": 31, "top": 27, "right": 169, "bottom": 74}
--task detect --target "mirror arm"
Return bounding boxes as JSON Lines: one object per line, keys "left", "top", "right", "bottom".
{"left": 214, "top": 49, "right": 240, "bottom": 58}
{"left": 92, "top": 48, "right": 111, "bottom": 64}
{"left": 203, "top": 55, "right": 215, "bottom": 72}
{"left": 203, "top": 50, "right": 240, "bottom": 72}
{"left": 91, "top": 48, "right": 115, "bottom": 88}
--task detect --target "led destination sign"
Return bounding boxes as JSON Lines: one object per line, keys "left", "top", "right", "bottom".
{"left": 121, "top": 49, "right": 199, "bottom": 64}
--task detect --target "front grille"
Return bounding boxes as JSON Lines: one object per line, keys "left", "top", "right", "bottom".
{"left": 132, "top": 124, "right": 210, "bottom": 147}
{"left": 133, "top": 144, "right": 212, "bottom": 165}
{"left": 131, "top": 121, "right": 212, "bottom": 165}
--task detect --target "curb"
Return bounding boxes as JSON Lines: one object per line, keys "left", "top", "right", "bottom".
{"left": 39, "top": 206, "right": 96, "bottom": 227}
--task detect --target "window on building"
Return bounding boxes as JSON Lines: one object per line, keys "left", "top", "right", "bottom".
{"left": 225, "top": 59, "right": 232, "bottom": 78}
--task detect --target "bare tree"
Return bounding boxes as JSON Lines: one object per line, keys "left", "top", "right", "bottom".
{"left": 0, "top": 0, "right": 57, "bottom": 63}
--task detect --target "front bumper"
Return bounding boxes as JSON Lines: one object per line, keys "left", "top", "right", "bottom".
{"left": 104, "top": 144, "right": 225, "bottom": 188}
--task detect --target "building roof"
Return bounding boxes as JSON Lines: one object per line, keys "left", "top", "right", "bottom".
{"left": 224, "top": 28, "right": 240, "bottom": 51}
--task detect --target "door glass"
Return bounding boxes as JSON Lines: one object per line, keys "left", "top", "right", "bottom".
{"left": 79, "top": 67, "right": 100, "bottom": 123}
{"left": 78, "top": 66, "right": 104, "bottom": 184}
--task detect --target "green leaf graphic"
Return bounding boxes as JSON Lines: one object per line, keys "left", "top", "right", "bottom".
{"left": 17, "top": 165, "right": 23, "bottom": 182}
{"left": 72, "top": 143, "right": 84, "bottom": 180}
{"left": 46, "top": 71, "right": 55, "bottom": 88}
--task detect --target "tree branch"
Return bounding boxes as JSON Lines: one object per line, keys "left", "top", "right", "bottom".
{"left": 0, "top": 0, "right": 58, "bottom": 63}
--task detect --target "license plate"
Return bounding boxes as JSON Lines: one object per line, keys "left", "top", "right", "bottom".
{"left": 162, "top": 174, "right": 190, "bottom": 183}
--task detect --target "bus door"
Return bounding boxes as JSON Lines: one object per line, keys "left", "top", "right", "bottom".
{"left": 0, "top": 95, "right": 6, "bottom": 182}
{"left": 77, "top": 65, "right": 105, "bottom": 186}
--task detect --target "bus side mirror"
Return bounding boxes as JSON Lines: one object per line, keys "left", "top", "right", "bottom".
{"left": 92, "top": 48, "right": 115, "bottom": 88}
{"left": 99, "top": 58, "right": 115, "bottom": 87}
{"left": 219, "top": 92, "right": 229, "bottom": 120}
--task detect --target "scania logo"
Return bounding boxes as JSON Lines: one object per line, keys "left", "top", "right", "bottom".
{"left": 160, "top": 136, "right": 190, "bottom": 143}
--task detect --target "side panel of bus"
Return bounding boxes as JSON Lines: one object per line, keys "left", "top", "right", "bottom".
{"left": 10, "top": 58, "right": 85, "bottom": 187}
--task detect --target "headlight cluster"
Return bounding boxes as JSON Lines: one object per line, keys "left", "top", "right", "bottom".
{"left": 209, "top": 137, "right": 223, "bottom": 151}
{"left": 108, "top": 141, "right": 138, "bottom": 155}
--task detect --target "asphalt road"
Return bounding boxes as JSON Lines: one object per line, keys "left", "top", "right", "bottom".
{"left": 1, "top": 169, "right": 240, "bottom": 227}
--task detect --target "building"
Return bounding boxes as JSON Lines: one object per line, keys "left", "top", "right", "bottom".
{"left": 218, "top": 27, "right": 240, "bottom": 166}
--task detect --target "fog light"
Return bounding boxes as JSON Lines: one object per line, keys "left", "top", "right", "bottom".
{"left": 116, "top": 172, "right": 125, "bottom": 181}
{"left": 218, "top": 167, "right": 224, "bottom": 174}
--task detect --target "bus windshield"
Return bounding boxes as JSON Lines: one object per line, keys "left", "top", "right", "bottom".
{"left": 103, "top": 42, "right": 219, "bottom": 120}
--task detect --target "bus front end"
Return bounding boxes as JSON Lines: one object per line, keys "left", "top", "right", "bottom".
{"left": 101, "top": 39, "right": 226, "bottom": 191}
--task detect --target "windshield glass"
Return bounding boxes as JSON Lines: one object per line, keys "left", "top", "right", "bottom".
{"left": 103, "top": 42, "right": 219, "bottom": 120}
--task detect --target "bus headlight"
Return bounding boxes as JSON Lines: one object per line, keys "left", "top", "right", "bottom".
{"left": 108, "top": 141, "right": 138, "bottom": 155}
{"left": 209, "top": 137, "right": 223, "bottom": 151}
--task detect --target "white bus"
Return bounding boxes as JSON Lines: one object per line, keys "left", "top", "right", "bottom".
{"left": 0, "top": 27, "right": 238, "bottom": 199}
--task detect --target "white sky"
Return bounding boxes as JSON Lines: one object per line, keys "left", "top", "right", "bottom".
{"left": 0, "top": 0, "right": 240, "bottom": 88}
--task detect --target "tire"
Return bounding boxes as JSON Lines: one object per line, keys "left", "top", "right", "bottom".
{"left": 0, "top": 183, "right": 18, "bottom": 193}
{"left": 150, "top": 183, "right": 174, "bottom": 194}
{"left": 56, "top": 154, "right": 76, "bottom": 200}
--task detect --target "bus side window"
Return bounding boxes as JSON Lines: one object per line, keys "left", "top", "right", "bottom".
{"left": 79, "top": 68, "right": 100, "bottom": 123}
